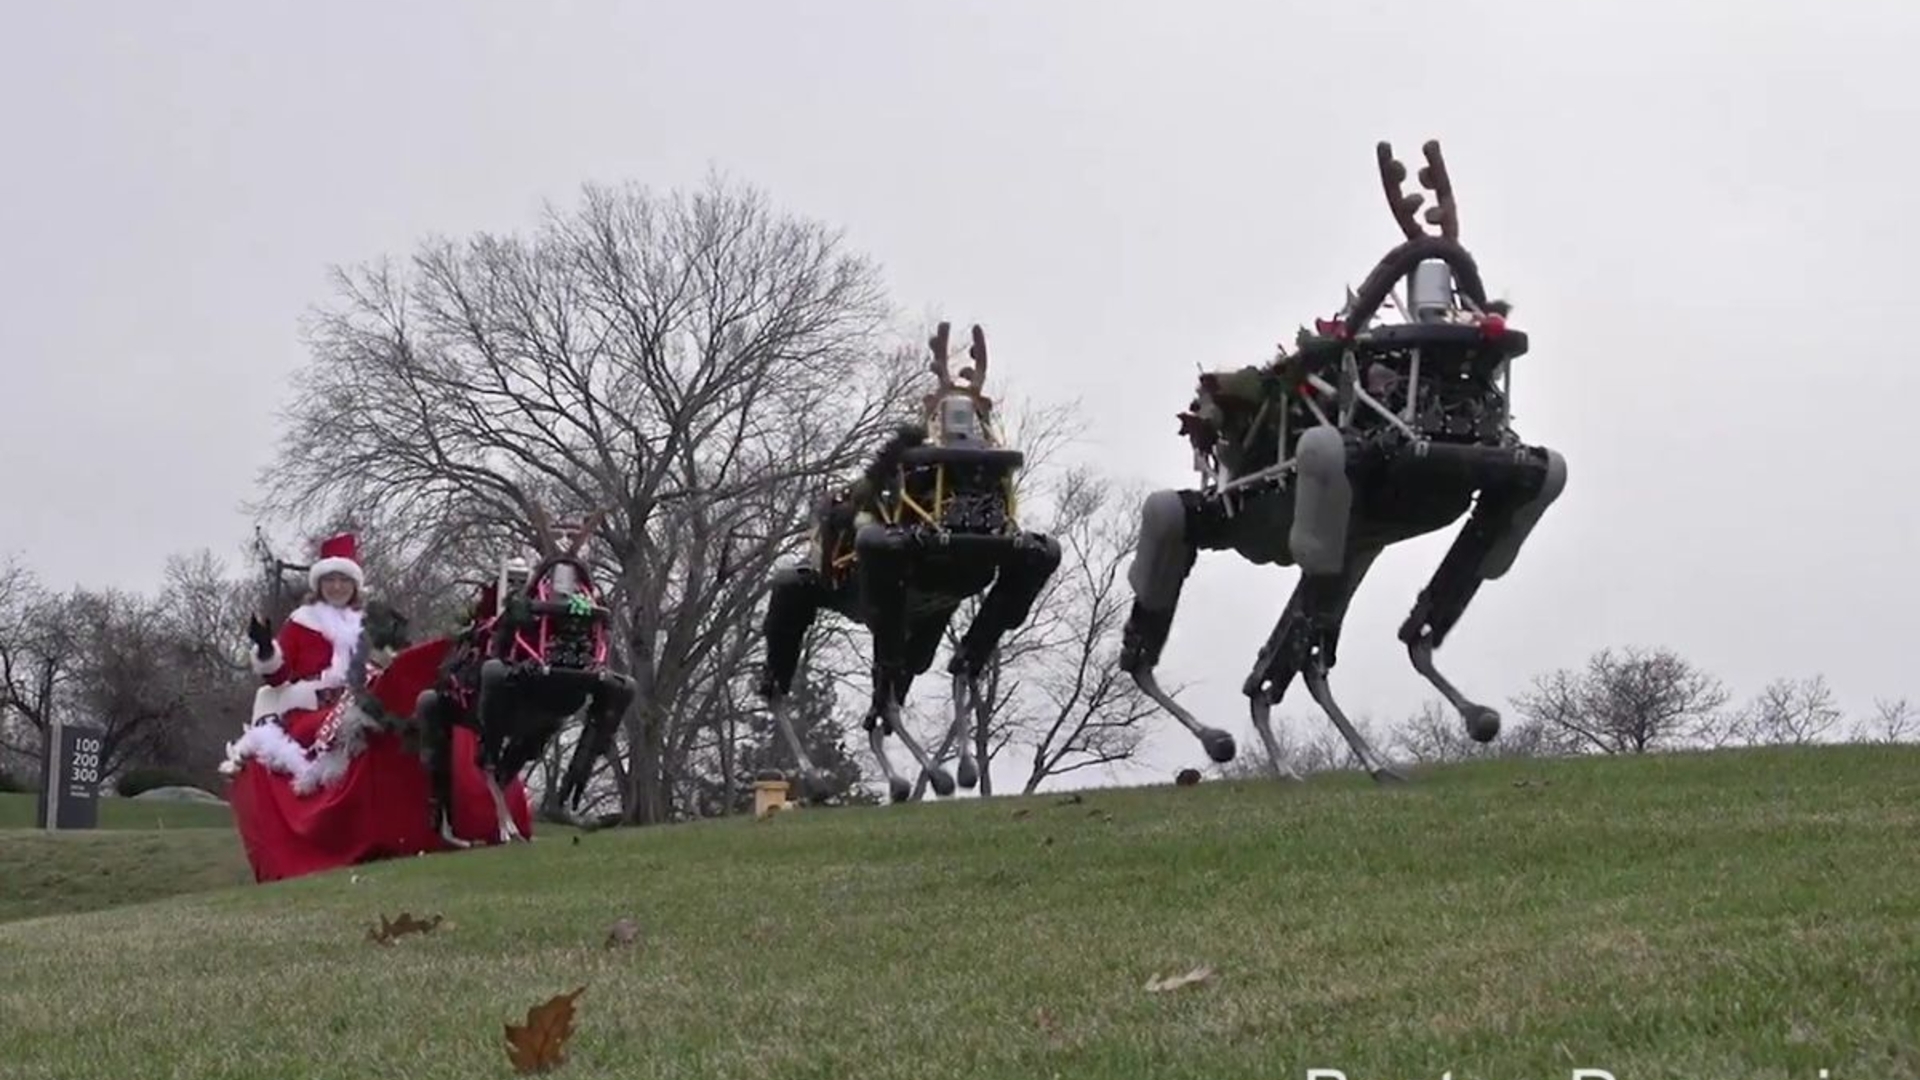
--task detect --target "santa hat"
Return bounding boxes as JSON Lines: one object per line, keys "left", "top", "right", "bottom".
{"left": 308, "top": 532, "right": 365, "bottom": 591}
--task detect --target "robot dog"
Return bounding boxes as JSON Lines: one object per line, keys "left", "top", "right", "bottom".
{"left": 414, "top": 508, "right": 633, "bottom": 843}
{"left": 1119, "top": 139, "right": 1569, "bottom": 781}
{"left": 756, "top": 323, "right": 1062, "bottom": 802}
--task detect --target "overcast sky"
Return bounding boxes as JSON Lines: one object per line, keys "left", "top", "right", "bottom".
{"left": 4, "top": 0, "right": 1915, "bottom": 786}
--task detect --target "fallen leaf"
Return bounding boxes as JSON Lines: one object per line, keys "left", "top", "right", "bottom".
{"left": 1145, "top": 965, "right": 1218, "bottom": 993}
{"left": 367, "top": 911, "right": 444, "bottom": 946}
{"left": 604, "top": 918, "right": 640, "bottom": 950}
{"left": 504, "top": 986, "right": 586, "bottom": 1074}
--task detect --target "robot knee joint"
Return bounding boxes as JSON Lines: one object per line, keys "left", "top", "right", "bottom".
{"left": 770, "top": 564, "right": 817, "bottom": 590}
{"left": 1138, "top": 489, "right": 1189, "bottom": 547}
{"left": 854, "top": 523, "right": 907, "bottom": 556}
{"left": 1481, "top": 447, "right": 1568, "bottom": 580}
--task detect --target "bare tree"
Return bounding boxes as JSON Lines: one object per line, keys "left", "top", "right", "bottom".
{"left": 1215, "top": 710, "right": 1391, "bottom": 778}
{"left": 1731, "top": 674, "right": 1844, "bottom": 746}
{"left": 261, "top": 173, "right": 920, "bottom": 824}
{"left": 1393, "top": 699, "right": 1571, "bottom": 764}
{"left": 0, "top": 559, "right": 61, "bottom": 780}
{"left": 1016, "top": 469, "right": 1161, "bottom": 793}
{"left": 1854, "top": 697, "right": 1915, "bottom": 744}
{"left": 1394, "top": 699, "right": 1488, "bottom": 764}
{"left": 1510, "top": 646, "right": 1732, "bottom": 754}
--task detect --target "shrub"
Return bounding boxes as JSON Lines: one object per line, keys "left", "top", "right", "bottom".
{"left": 114, "top": 767, "right": 206, "bottom": 798}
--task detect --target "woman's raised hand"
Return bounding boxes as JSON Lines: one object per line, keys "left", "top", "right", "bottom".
{"left": 246, "top": 615, "right": 274, "bottom": 658}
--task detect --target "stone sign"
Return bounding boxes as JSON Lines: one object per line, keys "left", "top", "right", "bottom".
{"left": 37, "top": 721, "right": 104, "bottom": 830}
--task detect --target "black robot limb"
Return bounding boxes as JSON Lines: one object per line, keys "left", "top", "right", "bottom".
{"left": 414, "top": 687, "right": 470, "bottom": 850}
{"left": 936, "top": 532, "right": 1063, "bottom": 790}
{"left": 1397, "top": 443, "right": 1569, "bottom": 743}
{"left": 547, "top": 670, "right": 633, "bottom": 818}
{"left": 1242, "top": 424, "right": 1404, "bottom": 782}
{"left": 1241, "top": 547, "right": 1392, "bottom": 781}
{"left": 757, "top": 565, "right": 832, "bottom": 793}
{"left": 471, "top": 659, "right": 527, "bottom": 844}
{"left": 1119, "top": 488, "right": 1239, "bottom": 764}
{"left": 852, "top": 524, "right": 949, "bottom": 803}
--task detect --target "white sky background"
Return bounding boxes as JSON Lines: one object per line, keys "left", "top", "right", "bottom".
{"left": 3, "top": 0, "right": 1916, "bottom": 789}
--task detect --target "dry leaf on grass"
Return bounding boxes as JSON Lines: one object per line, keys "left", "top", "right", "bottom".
{"left": 366, "top": 911, "right": 444, "bottom": 946}
{"left": 1145, "top": 965, "right": 1218, "bottom": 993}
{"left": 504, "top": 986, "right": 586, "bottom": 1074}
{"left": 604, "top": 918, "right": 640, "bottom": 950}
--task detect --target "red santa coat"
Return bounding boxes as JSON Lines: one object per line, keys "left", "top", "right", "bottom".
{"left": 249, "top": 600, "right": 363, "bottom": 737}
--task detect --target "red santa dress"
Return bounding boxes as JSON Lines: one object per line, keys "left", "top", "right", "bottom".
{"left": 220, "top": 533, "right": 533, "bottom": 883}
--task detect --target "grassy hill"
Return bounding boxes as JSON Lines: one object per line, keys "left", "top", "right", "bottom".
{"left": 0, "top": 792, "right": 246, "bottom": 923}
{"left": 0, "top": 746, "right": 1914, "bottom": 1079}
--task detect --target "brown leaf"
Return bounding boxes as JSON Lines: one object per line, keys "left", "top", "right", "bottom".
{"left": 1033, "top": 1005, "right": 1065, "bottom": 1046}
{"left": 504, "top": 986, "right": 586, "bottom": 1074}
{"left": 367, "top": 911, "right": 443, "bottom": 946}
{"left": 604, "top": 918, "right": 640, "bottom": 950}
{"left": 1145, "top": 965, "right": 1218, "bottom": 993}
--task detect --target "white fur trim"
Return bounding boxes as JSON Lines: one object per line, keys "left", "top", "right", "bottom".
{"left": 252, "top": 681, "right": 323, "bottom": 724}
{"left": 221, "top": 692, "right": 388, "bottom": 795}
{"left": 309, "top": 557, "right": 364, "bottom": 590}
{"left": 289, "top": 603, "right": 363, "bottom": 694}
{"left": 248, "top": 641, "right": 284, "bottom": 676}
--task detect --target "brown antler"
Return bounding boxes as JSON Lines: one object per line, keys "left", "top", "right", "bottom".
{"left": 566, "top": 509, "right": 608, "bottom": 558}
{"left": 1376, "top": 138, "right": 1460, "bottom": 241}
{"left": 961, "top": 324, "right": 988, "bottom": 390}
{"left": 525, "top": 503, "right": 559, "bottom": 559}
{"left": 928, "top": 321, "right": 954, "bottom": 390}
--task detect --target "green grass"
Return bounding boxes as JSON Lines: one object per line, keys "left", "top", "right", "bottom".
{"left": 0, "top": 792, "right": 244, "bottom": 923}
{"left": 1, "top": 746, "right": 1916, "bottom": 1080}
{"left": 0, "top": 791, "right": 234, "bottom": 830}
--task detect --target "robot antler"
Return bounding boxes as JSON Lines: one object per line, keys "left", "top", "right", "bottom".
{"left": 567, "top": 508, "right": 608, "bottom": 558}
{"left": 928, "top": 321, "right": 955, "bottom": 390}
{"left": 526, "top": 503, "right": 560, "bottom": 559}
{"left": 962, "top": 324, "right": 988, "bottom": 391}
{"left": 1376, "top": 139, "right": 1459, "bottom": 241}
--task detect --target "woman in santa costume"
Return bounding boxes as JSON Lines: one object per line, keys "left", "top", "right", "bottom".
{"left": 246, "top": 532, "right": 369, "bottom": 743}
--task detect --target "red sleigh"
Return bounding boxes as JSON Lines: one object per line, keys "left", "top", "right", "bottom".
{"left": 221, "top": 635, "right": 533, "bottom": 884}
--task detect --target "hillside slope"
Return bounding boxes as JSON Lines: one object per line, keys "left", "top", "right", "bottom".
{"left": 1, "top": 746, "right": 1915, "bottom": 1080}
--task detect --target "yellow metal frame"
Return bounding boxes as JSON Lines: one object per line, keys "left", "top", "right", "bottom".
{"left": 819, "top": 397, "right": 1022, "bottom": 583}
